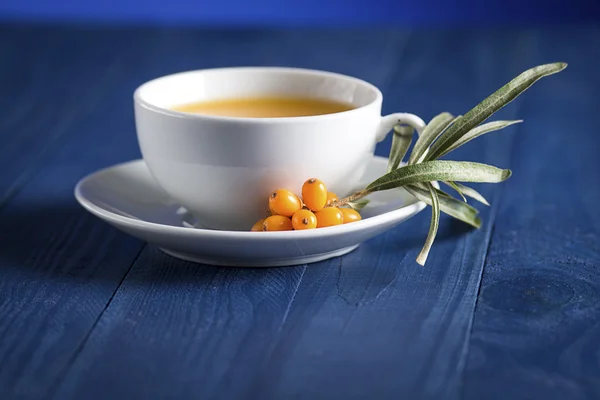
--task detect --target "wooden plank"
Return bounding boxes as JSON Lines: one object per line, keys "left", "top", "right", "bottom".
{"left": 0, "top": 26, "right": 156, "bottom": 398}
{"left": 54, "top": 248, "right": 309, "bottom": 399}
{"left": 54, "top": 29, "right": 534, "bottom": 399}
{"left": 0, "top": 25, "right": 195, "bottom": 398}
{"left": 0, "top": 25, "right": 143, "bottom": 206}
{"left": 464, "top": 26, "right": 600, "bottom": 400}
{"left": 0, "top": 170, "right": 144, "bottom": 400}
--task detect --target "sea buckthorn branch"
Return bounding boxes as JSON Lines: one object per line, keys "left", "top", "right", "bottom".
{"left": 323, "top": 62, "right": 566, "bottom": 265}
{"left": 254, "top": 63, "right": 567, "bottom": 266}
{"left": 327, "top": 189, "right": 372, "bottom": 208}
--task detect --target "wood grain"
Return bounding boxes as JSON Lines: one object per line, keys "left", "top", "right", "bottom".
{"left": 464, "top": 26, "right": 600, "bottom": 400}
{"left": 54, "top": 29, "right": 535, "bottom": 400}
{"left": 54, "top": 248, "right": 309, "bottom": 399}
{"left": 0, "top": 26, "right": 140, "bottom": 206}
{"left": 0, "top": 26, "right": 157, "bottom": 399}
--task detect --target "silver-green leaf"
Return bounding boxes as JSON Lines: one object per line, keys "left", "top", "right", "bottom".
{"left": 437, "top": 120, "right": 523, "bottom": 158}
{"left": 366, "top": 160, "right": 512, "bottom": 192}
{"left": 408, "top": 113, "right": 456, "bottom": 165}
{"left": 413, "top": 183, "right": 462, "bottom": 201}
{"left": 387, "top": 124, "right": 414, "bottom": 172}
{"left": 406, "top": 184, "right": 482, "bottom": 228}
{"left": 425, "top": 62, "right": 567, "bottom": 161}
{"left": 444, "top": 181, "right": 467, "bottom": 202}
{"left": 448, "top": 182, "right": 490, "bottom": 206}
{"left": 348, "top": 199, "right": 370, "bottom": 212}
{"left": 416, "top": 183, "right": 440, "bottom": 266}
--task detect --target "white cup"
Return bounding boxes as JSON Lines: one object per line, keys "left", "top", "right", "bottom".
{"left": 134, "top": 67, "right": 425, "bottom": 231}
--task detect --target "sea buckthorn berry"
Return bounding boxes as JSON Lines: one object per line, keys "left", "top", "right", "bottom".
{"left": 340, "top": 208, "right": 362, "bottom": 224}
{"left": 251, "top": 219, "right": 265, "bottom": 231}
{"left": 315, "top": 207, "right": 344, "bottom": 228}
{"left": 262, "top": 215, "right": 293, "bottom": 231}
{"left": 292, "top": 209, "right": 317, "bottom": 230}
{"left": 268, "top": 189, "right": 302, "bottom": 217}
{"left": 326, "top": 192, "right": 338, "bottom": 205}
{"left": 302, "top": 178, "right": 328, "bottom": 211}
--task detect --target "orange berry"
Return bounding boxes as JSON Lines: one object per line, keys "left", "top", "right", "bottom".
{"left": 268, "top": 189, "right": 302, "bottom": 217}
{"left": 315, "top": 207, "right": 344, "bottom": 228}
{"left": 302, "top": 178, "right": 327, "bottom": 211}
{"left": 340, "top": 208, "right": 362, "bottom": 224}
{"left": 326, "top": 191, "right": 338, "bottom": 205}
{"left": 291, "top": 209, "right": 317, "bottom": 230}
{"left": 262, "top": 215, "right": 293, "bottom": 231}
{"left": 251, "top": 219, "right": 265, "bottom": 231}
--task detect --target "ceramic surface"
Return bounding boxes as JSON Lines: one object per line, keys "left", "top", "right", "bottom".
{"left": 75, "top": 156, "right": 427, "bottom": 267}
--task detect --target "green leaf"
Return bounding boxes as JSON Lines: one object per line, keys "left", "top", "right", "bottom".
{"left": 412, "top": 183, "right": 461, "bottom": 201}
{"left": 348, "top": 199, "right": 370, "bottom": 212}
{"left": 448, "top": 182, "right": 490, "bottom": 206}
{"left": 425, "top": 62, "right": 567, "bottom": 161}
{"left": 444, "top": 181, "right": 467, "bottom": 202}
{"left": 437, "top": 120, "right": 522, "bottom": 158}
{"left": 406, "top": 184, "right": 482, "bottom": 228}
{"left": 407, "top": 113, "right": 456, "bottom": 165}
{"left": 366, "top": 160, "right": 512, "bottom": 192}
{"left": 416, "top": 183, "right": 440, "bottom": 266}
{"left": 387, "top": 124, "right": 414, "bottom": 172}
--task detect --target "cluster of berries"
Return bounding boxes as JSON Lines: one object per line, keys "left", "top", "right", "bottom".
{"left": 251, "top": 178, "right": 361, "bottom": 231}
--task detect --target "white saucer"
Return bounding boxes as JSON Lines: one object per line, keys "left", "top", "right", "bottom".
{"left": 74, "top": 156, "right": 427, "bottom": 267}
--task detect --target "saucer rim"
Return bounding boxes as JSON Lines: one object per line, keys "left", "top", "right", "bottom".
{"left": 74, "top": 156, "right": 427, "bottom": 240}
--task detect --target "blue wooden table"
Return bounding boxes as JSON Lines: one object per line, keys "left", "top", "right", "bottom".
{"left": 0, "top": 23, "right": 598, "bottom": 400}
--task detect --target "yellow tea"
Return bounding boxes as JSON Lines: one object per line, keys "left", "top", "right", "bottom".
{"left": 173, "top": 96, "right": 355, "bottom": 118}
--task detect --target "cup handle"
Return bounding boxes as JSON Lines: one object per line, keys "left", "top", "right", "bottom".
{"left": 376, "top": 113, "right": 426, "bottom": 142}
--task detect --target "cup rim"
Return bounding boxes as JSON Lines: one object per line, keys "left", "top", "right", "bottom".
{"left": 133, "top": 66, "right": 383, "bottom": 123}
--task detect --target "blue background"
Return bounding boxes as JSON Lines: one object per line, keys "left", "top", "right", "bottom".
{"left": 0, "top": 0, "right": 598, "bottom": 26}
